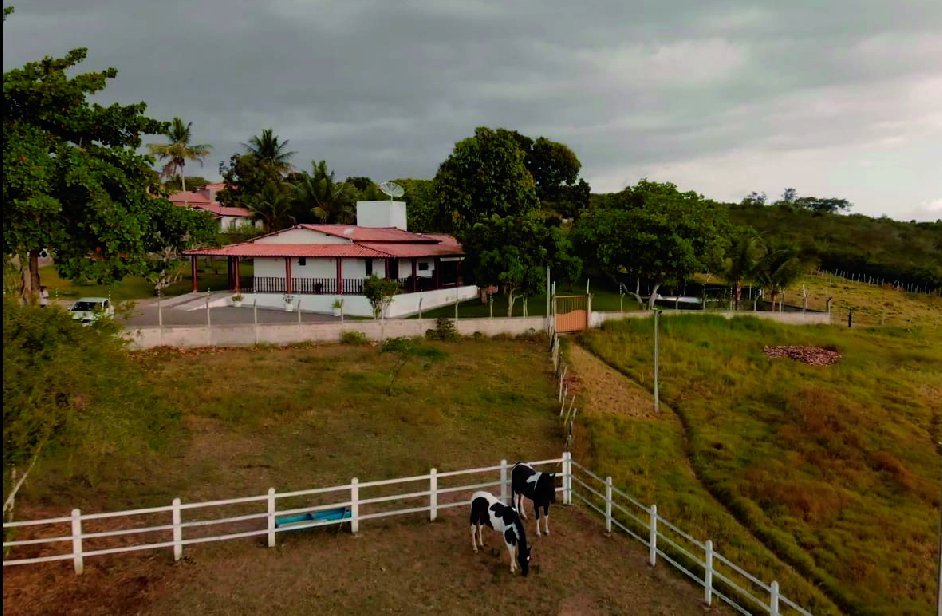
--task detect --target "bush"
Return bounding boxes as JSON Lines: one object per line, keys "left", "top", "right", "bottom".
{"left": 424, "top": 317, "right": 459, "bottom": 341}
{"left": 339, "top": 330, "right": 368, "bottom": 345}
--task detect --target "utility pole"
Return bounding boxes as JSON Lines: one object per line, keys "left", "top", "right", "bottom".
{"left": 653, "top": 309, "right": 661, "bottom": 413}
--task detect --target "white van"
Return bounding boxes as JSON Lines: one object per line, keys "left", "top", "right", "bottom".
{"left": 69, "top": 297, "right": 114, "bottom": 325}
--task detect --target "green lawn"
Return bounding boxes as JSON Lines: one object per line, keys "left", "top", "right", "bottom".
{"left": 39, "top": 258, "right": 252, "bottom": 302}
{"left": 579, "top": 315, "right": 942, "bottom": 616}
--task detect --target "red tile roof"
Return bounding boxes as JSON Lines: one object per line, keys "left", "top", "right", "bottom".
{"left": 186, "top": 244, "right": 390, "bottom": 258}
{"left": 358, "top": 242, "right": 464, "bottom": 258}
{"left": 188, "top": 202, "right": 253, "bottom": 218}
{"left": 300, "top": 224, "right": 438, "bottom": 243}
{"left": 169, "top": 191, "right": 212, "bottom": 204}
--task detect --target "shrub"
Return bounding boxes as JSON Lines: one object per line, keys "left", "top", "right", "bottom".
{"left": 339, "top": 330, "right": 368, "bottom": 345}
{"left": 424, "top": 317, "right": 459, "bottom": 341}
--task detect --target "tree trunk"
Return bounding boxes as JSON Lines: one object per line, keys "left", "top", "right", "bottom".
{"left": 734, "top": 280, "right": 742, "bottom": 311}
{"left": 506, "top": 288, "right": 516, "bottom": 317}
{"left": 647, "top": 282, "right": 661, "bottom": 310}
{"left": 179, "top": 165, "right": 186, "bottom": 192}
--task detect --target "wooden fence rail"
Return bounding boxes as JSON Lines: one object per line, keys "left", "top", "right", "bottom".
{"left": 3, "top": 454, "right": 809, "bottom": 615}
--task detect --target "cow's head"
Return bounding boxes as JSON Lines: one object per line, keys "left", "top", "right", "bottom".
{"left": 518, "top": 543, "right": 531, "bottom": 577}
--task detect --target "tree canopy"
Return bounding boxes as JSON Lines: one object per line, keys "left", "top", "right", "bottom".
{"left": 573, "top": 181, "right": 732, "bottom": 306}
{"left": 2, "top": 46, "right": 216, "bottom": 299}
{"left": 146, "top": 117, "right": 211, "bottom": 192}
{"left": 433, "top": 127, "right": 538, "bottom": 233}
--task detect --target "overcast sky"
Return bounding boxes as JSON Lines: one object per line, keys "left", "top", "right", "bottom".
{"left": 4, "top": 0, "right": 941, "bottom": 221}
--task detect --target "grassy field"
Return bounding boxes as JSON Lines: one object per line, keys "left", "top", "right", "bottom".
{"left": 577, "top": 309, "right": 941, "bottom": 615}
{"left": 38, "top": 258, "right": 248, "bottom": 302}
{"left": 419, "top": 286, "right": 637, "bottom": 319}
{"left": 3, "top": 338, "right": 726, "bottom": 615}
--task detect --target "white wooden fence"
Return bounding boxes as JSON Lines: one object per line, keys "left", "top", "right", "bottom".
{"left": 3, "top": 454, "right": 810, "bottom": 615}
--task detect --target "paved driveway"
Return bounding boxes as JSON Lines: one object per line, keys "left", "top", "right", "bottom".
{"left": 116, "top": 298, "right": 345, "bottom": 327}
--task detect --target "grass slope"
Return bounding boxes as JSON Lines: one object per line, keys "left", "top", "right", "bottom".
{"left": 580, "top": 314, "right": 941, "bottom": 615}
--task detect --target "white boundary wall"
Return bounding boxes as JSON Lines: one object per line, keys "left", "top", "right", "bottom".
{"left": 124, "top": 309, "right": 829, "bottom": 350}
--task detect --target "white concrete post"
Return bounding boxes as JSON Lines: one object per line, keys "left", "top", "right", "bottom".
{"left": 770, "top": 581, "right": 780, "bottom": 616}
{"left": 253, "top": 300, "right": 259, "bottom": 346}
{"left": 429, "top": 469, "right": 438, "bottom": 521}
{"left": 649, "top": 505, "right": 658, "bottom": 566}
{"left": 704, "top": 540, "right": 714, "bottom": 606}
{"left": 298, "top": 297, "right": 303, "bottom": 327}
{"left": 350, "top": 478, "right": 359, "bottom": 534}
{"left": 605, "top": 476, "right": 613, "bottom": 533}
{"left": 71, "top": 508, "right": 83, "bottom": 575}
{"left": 206, "top": 294, "right": 212, "bottom": 346}
{"left": 562, "top": 451, "right": 572, "bottom": 505}
{"left": 266, "top": 488, "right": 276, "bottom": 547}
{"left": 172, "top": 498, "right": 183, "bottom": 561}
{"left": 500, "top": 460, "right": 508, "bottom": 505}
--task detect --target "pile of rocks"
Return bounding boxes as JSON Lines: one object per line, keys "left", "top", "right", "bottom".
{"left": 763, "top": 345, "right": 842, "bottom": 366}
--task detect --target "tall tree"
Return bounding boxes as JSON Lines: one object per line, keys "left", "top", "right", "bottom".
{"left": 434, "top": 127, "right": 538, "bottom": 233}
{"left": 293, "top": 161, "right": 357, "bottom": 224}
{"left": 461, "top": 213, "right": 579, "bottom": 316}
{"left": 395, "top": 178, "right": 442, "bottom": 232}
{"left": 2, "top": 46, "right": 216, "bottom": 300}
{"left": 724, "top": 230, "right": 765, "bottom": 310}
{"left": 572, "top": 181, "right": 732, "bottom": 308}
{"left": 145, "top": 117, "right": 211, "bottom": 192}
{"left": 509, "top": 132, "right": 591, "bottom": 218}
{"left": 755, "top": 242, "right": 805, "bottom": 310}
{"left": 242, "top": 129, "right": 295, "bottom": 174}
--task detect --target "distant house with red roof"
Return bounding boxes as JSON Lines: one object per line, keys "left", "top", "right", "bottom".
{"left": 182, "top": 201, "right": 477, "bottom": 317}
{"left": 169, "top": 183, "right": 262, "bottom": 231}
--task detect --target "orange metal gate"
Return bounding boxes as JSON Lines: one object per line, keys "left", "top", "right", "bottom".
{"left": 554, "top": 295, "right": 588, "bottom": 333}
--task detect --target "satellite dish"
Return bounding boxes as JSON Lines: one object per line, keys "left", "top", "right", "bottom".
{"left": 379, "top": 181, "right": 405, "bottom": 200}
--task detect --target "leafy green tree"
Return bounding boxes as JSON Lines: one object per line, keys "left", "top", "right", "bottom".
{"left": 2, "top": 46, "right": 216, "bottom": 301}
{"left": 434, "top": 127, "right": 538, "bottom": 233}
{"left": 293, "top": 161, "right": 357, "bottom": 224}
{"left": 363, "top": 274, "right": 400, "bottom": 319}
{"left": 3, "top": 299, "right": 177, "bottom": 517}
{"left": 461, "top": 213, "right": 580, "bottom": 316}
{"left": 395, "top": 178, "right": 442, "bottom": 232}
{"left": 755, "top": 242, "right": 805, "bottom": 310}
{"left": 741, "top": 191, "right": 768, "bottom": 207}
{"left": 509, "top": 132, "right": 591, "bottom": 218}
{"left": 162, "top": 176, "right": 210, "bottom": 192}
{"left": 572, "top": 181, "right": 731, "bottom": 308}
{"left": 724, "top": 230, "right": 765, "bottom": 310}
{"left": 146, "top": 117, "right": 211, "bottom": 192}
{"left": 242, "top": 129, "right": 295, "bottom": 174}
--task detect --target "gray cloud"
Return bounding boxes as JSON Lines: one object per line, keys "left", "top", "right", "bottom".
{"left": 4, "top": 0, "right": 941, "bottom": 220}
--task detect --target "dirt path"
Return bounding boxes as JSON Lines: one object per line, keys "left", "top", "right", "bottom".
{"left": 566, "top": 345, "right": 656, "bottom": 419}
{"left": 3, "top": 506, "right": 727, "bottom": 616}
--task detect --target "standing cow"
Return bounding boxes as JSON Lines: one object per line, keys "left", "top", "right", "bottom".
{"left": 469, "top": 491, "right": 531, "bottom": 576}
{"left": 511, "top": 462, "right": 556, "bottom": 536}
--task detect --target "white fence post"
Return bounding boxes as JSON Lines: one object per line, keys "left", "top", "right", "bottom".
{"left": 649, "top": 504, "right": 658, "bottom": 566}
{"left": 500, "top": 460, "right": 508, "bottom": 505}
{"left": 71, "top": 508, "right": 83, "bottom": 575}
{"left": 770, "top": 580, "right": 780, "bottom": 616}
{"left": 704, "top": 539, "right": 714, "bottom": 606}
{"left": 563, "top": 451, "right": 572, "bottom": 505}
{"left": 351, "top": 478, "right": 359, "bottom": 534}
{"left": 172, "top": 498, "right": 182, "bottom": 561}
{"left": 266, "top": 488, "right": 276, "bottom": 548}
{"left": 605, "top": 476, "right": 613, "bottom": 533}
{"left": 429, "top": 469, "right": 438, "bottom": 522}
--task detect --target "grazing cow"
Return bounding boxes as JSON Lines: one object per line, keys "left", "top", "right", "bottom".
{"left": 469, "top": 491, "right": 531, "bottom": 576}
{"left": 511, "top": 462, "right": 556, "bottom": 536}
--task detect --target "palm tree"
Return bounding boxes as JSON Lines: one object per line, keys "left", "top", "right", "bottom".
{"left": 146, "top": 118, "right": 212, "bottom": 192}
{"left": 724, "top": 231, "right": 764, "bottom": 310}
{"left": 245, "top": 181, "right": 295, "bottom": 231}
{"left": 293, "top": 160, "right": 356, "bottom": 224}
{"left": 242, "top": 129, "right": 295, "bottom": 174}
{"left": 755, "top": 243, "right": 804, "bottom": 311}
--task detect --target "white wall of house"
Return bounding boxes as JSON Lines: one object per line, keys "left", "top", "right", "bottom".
{"left": 255, "top": 228, "right": 349, "bottom": 245}
{"left": 356, "top": 201, "right": 407, "bottom": 230}
{"left": 233, "top": 284, "right": 478, "bottom": 317}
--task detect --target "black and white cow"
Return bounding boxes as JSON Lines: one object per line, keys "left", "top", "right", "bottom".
{"left": 511, "top": 462, "right": 556, "bottom": 536}
{"left": 469, "top": 491, "right": 531, "bottom": 576}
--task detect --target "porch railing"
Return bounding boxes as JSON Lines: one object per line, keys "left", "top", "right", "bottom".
{"left": 250, "top": 276, "right": 457, "bottom": 295}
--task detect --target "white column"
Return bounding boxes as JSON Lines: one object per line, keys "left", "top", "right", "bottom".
{"left": 704, "top": 540, "right": 714, "bottom": 606}
{"left": 500, "top": 460, "right": 508, "bottom": 505}
{"left": 71, "top": 509, "right": 83, "bottom": 575}
{"left": 172, "top": 498, "right": 182, "bottom": 561}
{"left": 770, "top": 581, "right": 780, "bottom": 616}
{"left": 429, "top": 469, "right": 438, "bottom": 522}
{"left": 267, "top": 488, "right": 276, "bottom": 547}
{"left": 605, "top": 476, "right": 613, "bottom": 533}
{"left": 649, "top": 504, "right": 658, "bottom": 566}
{"left": 350, "top": 478, "right": 359, "bottom": 534}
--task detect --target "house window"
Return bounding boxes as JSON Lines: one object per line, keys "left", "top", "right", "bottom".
{"left": 298, "top": 257, "right": 307, "bottom": 266}
{"left": 418, "top": 262, "right": 430, "bottom": 271}
{"left": 366, "top": 259, "right": 373, "bottom": 276}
